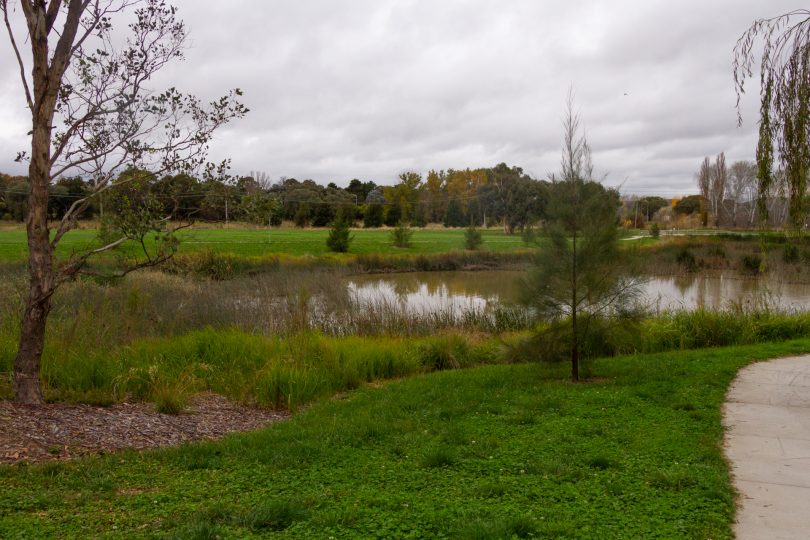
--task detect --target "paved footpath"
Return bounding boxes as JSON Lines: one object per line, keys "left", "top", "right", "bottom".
{"left": 724, "top": 355, "right": 810, "bottom": 539}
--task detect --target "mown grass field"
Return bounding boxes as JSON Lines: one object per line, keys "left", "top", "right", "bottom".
{"left": 2, "top": 339, "right": 809, "bottom": 538}
{"left": 0, "top": 225, "right": 530, "bottom": 262}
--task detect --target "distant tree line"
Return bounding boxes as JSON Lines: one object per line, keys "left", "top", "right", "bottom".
{"left": 0, "top": 163, "right": 551, "bottom": 232}
{"left": 5, "top": 157, "right": 796, "bottom": 231}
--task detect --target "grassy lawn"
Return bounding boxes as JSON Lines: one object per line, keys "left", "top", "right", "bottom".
{"left": 0, "top": 226, "right": 528, "bottom": 263}
{"left": 3, "top": 339, "right": 809, "bottom": 538}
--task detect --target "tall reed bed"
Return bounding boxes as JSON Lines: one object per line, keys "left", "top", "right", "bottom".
{"left": 510, "top": 308, "right": 810, "bottom": 366}
{"left": 26, "top": 329, "right": 503, "bottom": 409}
{"left": 0, "top": 268, "right": 530, "bottom": 355}
{"left": 638, "top": 309, "right": 810, "bottom": 352}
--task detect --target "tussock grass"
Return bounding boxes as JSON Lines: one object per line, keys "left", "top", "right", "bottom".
{"left": 6, "top": 329, "right": 504, "bottom": 409}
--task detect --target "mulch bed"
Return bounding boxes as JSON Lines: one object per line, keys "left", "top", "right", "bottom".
{"left": 0, "top": 393, "right": 288, "bottom": 464}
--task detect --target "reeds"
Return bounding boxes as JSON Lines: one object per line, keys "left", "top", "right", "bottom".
{"left": 26, "top": 329, "right": 502, "bottom": 410}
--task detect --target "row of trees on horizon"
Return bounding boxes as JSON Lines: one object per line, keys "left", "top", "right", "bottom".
{"left": 0, "top": 156, "right": 800, "bottom": 231}
{"left": 0, "top": 164, "right": 547, "bottom": 232}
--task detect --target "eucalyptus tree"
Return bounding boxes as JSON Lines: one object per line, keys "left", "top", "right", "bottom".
{"left": 735, "top": 9, "right": 810, "bottom": 230}
{"left": 1, "top": 0, "right": 247, "bottom": 404}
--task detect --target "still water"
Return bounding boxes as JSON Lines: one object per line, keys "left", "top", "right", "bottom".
{"left": 346, "top": 270, "right": 810, "bottom": 314}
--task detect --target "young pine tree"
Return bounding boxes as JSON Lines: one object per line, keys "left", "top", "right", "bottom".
{"left": 521, "top": 91, "right": 640, "bottom": 381}
{"left": 326, "top": 208, "right": 354, "bottom": 253}
{"left": 390, "top": 221, "right": 413, "bottom": 248}
{"left": 464, "top": 222, "right": 483, "bottom": 250}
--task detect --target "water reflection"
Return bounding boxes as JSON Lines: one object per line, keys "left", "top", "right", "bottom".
{"left": 347, "top": 270, "right": 810, "bottom": 314}
{"left": 648, "top": 273, "right": 810, "bottom": 312}
{"left": 347, "top": 271, "right": 522, "bottom": 315}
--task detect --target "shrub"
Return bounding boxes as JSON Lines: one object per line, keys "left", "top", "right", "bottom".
{"left": 464, "top": 224, "right": 483, "bottom": 250}
{"left": 390, "top": 221, "right": 413, "bottom": 248}
{"left": 649, "top": 222, "right": 660, "bottom": 238}
{"left": 325, "top": 212, "right": 353, "bottom": 253}
{"left": 741, "top": 254, "right": 762, "bottom": 274}
{"left": 506, "top": 314, "right": 640, "bottom": 366}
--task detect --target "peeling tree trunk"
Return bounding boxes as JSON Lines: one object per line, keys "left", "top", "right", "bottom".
{"left": 14, "top": 121, "right": 56, "bottom": 405}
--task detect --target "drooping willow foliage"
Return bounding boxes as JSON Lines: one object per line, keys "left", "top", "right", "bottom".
{"left": 734, "top": 10, "right": 810, "bottom": 231}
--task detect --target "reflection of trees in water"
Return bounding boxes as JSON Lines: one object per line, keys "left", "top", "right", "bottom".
{"left": 211, "top": 269, "right": 810, "bottom": 335}
{"left": 352, "top": 271, "right": 521, "bottom": 303}
{"left": 672, "top": 274, "right": 696, "bottom": 296}
{"left": 645, "top": 272, "right": 810, "bottom": 311}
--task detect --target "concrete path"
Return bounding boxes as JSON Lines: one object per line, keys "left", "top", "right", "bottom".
{"left": 724, "top": 355, "right": 810, "bottom": 539}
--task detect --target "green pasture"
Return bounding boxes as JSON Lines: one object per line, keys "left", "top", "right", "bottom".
{"left": 0, "top": 226, "right": 529, "bottom": 263}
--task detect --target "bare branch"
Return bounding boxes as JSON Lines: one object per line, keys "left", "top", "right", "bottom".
{"left": 2, "top": 0, "right": 34, "bottom": 110}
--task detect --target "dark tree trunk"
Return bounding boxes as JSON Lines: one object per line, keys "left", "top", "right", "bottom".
{"left": 14, "top": 177, "right": 53, "bottom": 405}
{"left": 14, "top": 76, "right": 57, "bottom": 405}
{"left": 14, "top": 124, "right": 55, "bottom": 404}
{"left": 13, "top": 298, "right": 51, "bottom": 404}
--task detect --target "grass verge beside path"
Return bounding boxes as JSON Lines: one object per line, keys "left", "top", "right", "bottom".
{"left": 4, "top": 339, "right": 810, "bottom": 538}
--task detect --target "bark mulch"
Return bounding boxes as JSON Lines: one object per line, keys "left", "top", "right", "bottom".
{"left": 0, "top": 393, "right": 288, "bottom": 464}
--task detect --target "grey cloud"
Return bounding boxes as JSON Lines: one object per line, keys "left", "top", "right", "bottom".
{"left": 0, "top": 0, "right": 798, "bottom": 193}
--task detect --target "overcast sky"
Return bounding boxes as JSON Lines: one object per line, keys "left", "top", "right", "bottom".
{"left": 0, "top": 1, "right": 800, "bottom": 195}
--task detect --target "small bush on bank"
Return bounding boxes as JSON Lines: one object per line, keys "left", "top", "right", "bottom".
{"left": 326, "top": 212, "right": 353, "bottom": 253}
{"left": 390, "top": 221, "right": 413, "bottom": 248}
{"left": 464, "top": 224, "right": 483, "bottom": 250}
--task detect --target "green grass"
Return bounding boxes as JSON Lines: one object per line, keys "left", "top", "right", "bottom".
{"left": 0, "top": 226, "right": 529, "bottom": 263}
{"left": 3, "top": 339, "right": 810, "bottom": 538}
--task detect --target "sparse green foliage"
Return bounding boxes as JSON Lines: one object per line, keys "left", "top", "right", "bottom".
{"left": 390, "top": 221, "right": 413, "bottom": 248}
{"left": 521, "top": 93, "right": 639, "bottom": 381}
{"left": 741, "top": 254, "right": 763, "bottom": 274}
{"left": 238, "top": 191, "right": 283, "bottom": 226}
{"left": 464, "top": 223, "right": 483, "bottom": 250}
{"left": 735, "top": 10, "right": 810, "bottom": 230}
{"left": 650, "top": 222, "right": 660, "bottom": 238}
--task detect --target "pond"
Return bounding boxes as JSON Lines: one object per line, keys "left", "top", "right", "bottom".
{"left": 346, "top": 270, "right": 810, "bottom": 314}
